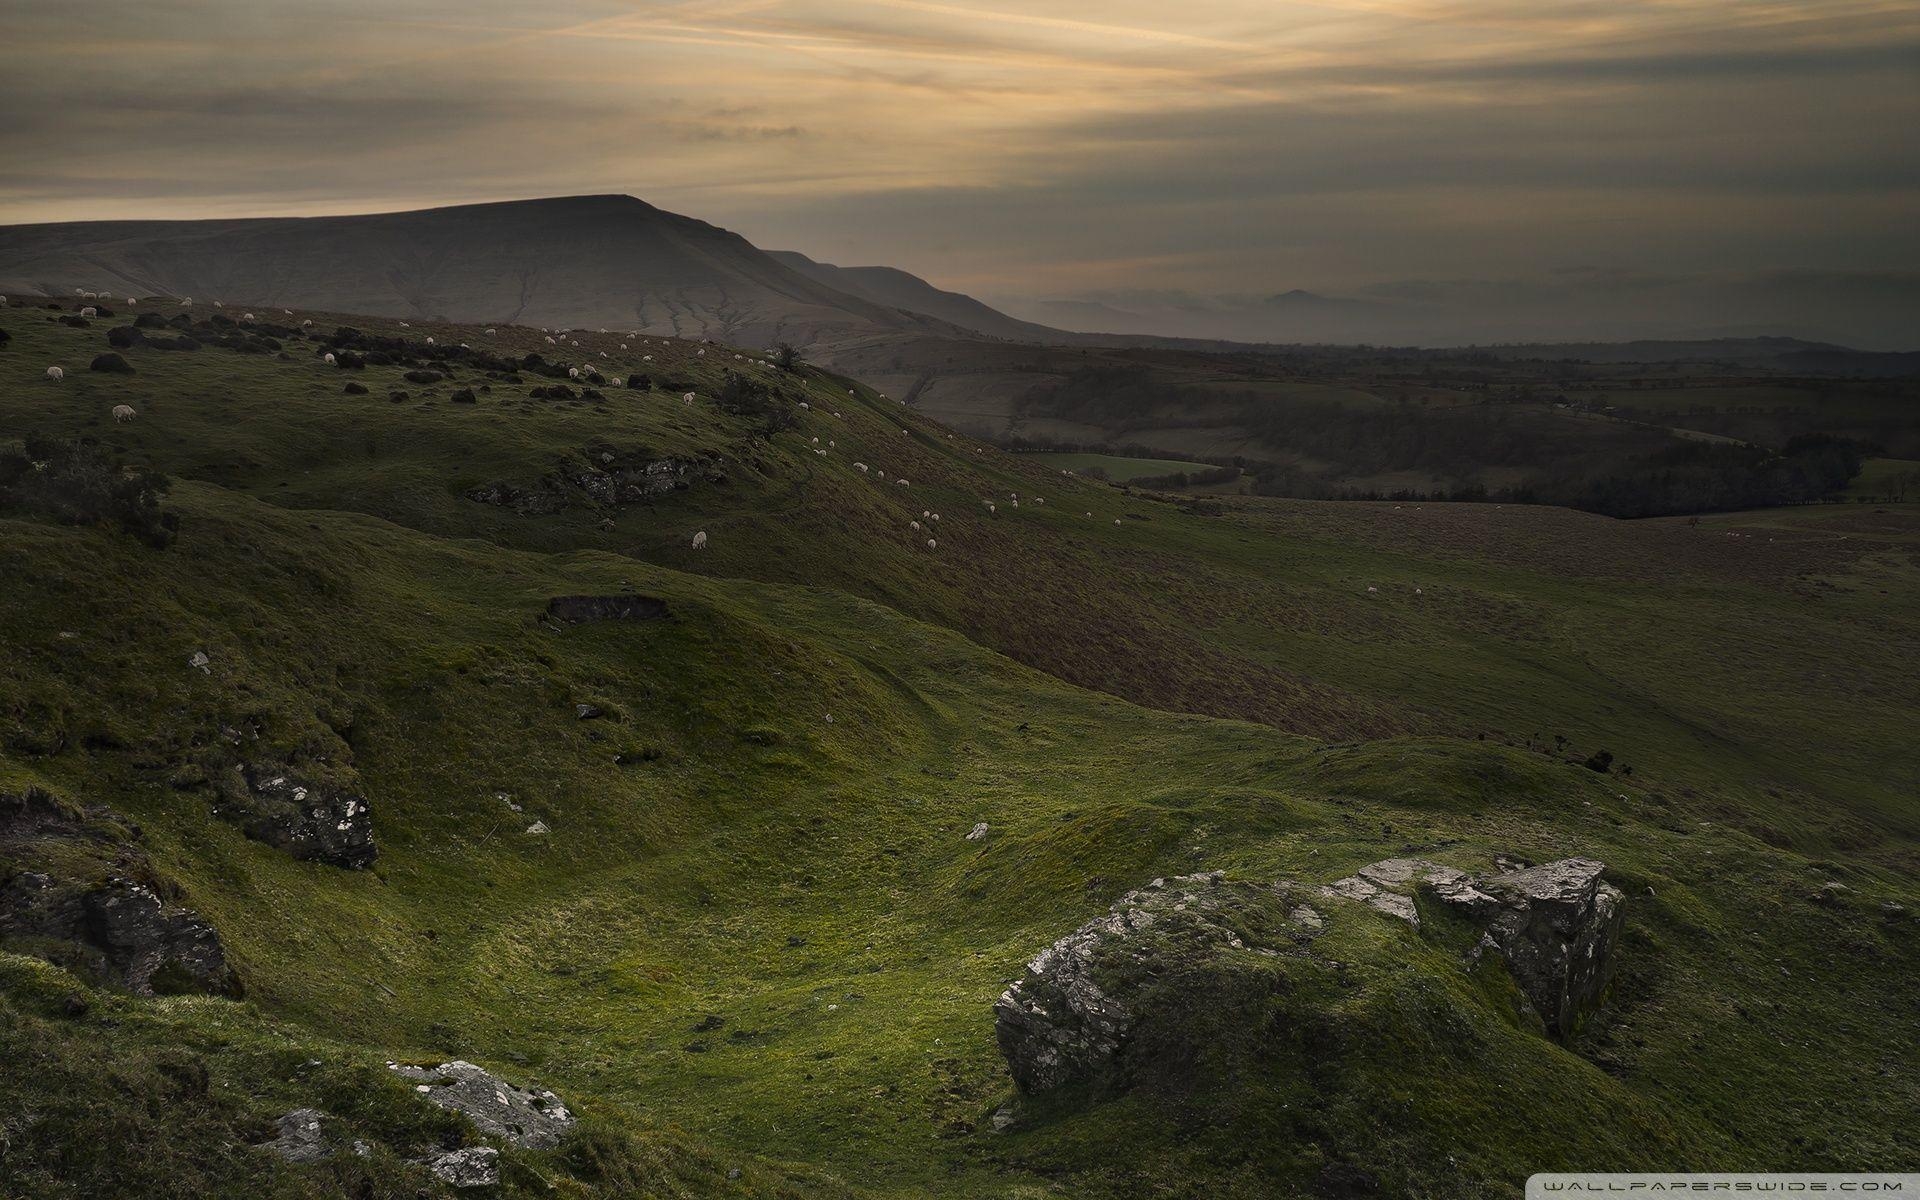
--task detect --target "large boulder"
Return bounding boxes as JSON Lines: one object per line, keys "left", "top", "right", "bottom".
{"left": 1322, "top": 855, "right": 1624, "bottom": 1037}
{"left": 389, "top": 1060, "right": 575, "bottom": 1149}
{"left": 0, "top": 788, "right": 242, "bottom": 997}
{"left": 994, "top": 872, "right": 1324, "bottom": 1094}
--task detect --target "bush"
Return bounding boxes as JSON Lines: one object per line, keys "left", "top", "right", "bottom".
{"left": 0, "top": 437, "right": 177, "bottom": 547}
{"left": 106, "top": 326, "right": 144, "bottom": 349}
{"left": 343, "top": 382, "right": 368, "bottom": 395}
{"left": 775, "top": 342, "right": 802, "bottom": 372}
{"left": 450, "top": 388, "right": 476, "bottom": 404}
{"left": 88, "top": 352, "right": 134, "bottom": 374}
{"left": 627, "top": 374, "right": 651, "bottom": 391}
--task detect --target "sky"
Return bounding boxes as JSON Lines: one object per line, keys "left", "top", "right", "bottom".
{"left": 2, "top": 0, "right": 1918, "bottom": 338}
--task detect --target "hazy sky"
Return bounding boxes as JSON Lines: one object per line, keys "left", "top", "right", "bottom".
{"left": 3, "top": 0, "right": 1917, "bottom": 301}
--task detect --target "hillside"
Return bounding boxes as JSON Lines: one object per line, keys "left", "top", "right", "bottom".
{"left": 766, "top": 251, "right": 1060, "bottom": 342}
{"left": 0, "top": 196, "right": 976, "bottom": 347}
{"left": 1, "top": 293, "right": 1917, "bottom": 1198}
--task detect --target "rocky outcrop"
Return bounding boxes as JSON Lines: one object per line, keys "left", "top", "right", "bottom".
{"left": 545, "top": 594, "right": 670, "bottom": 624}
{"left": 995, "top": 872, "right": 1323, "bottom": 1094}
{"left": 389, "top": 1060, "right": 575, "bottom": 1150}
{"left": 215, "top": 764, "right": 375, "bottom": 869}
{"left": 1322, "top": 855, "right": 1623, "bottom": 1037}
{"left": 0, "top": 787, "right": 242, "bottom": 997}
{"left": 468, "top": 448, "right": 725, "bottom": 516}
{"left": 258, "top": 1109, "right": 332, "bottom": 1164}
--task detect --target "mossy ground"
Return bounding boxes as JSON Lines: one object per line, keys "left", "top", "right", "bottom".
{"left": 1, "top": 300, "right": 1915, "bottom": 1197}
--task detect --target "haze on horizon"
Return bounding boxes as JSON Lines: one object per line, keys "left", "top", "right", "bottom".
{"left": 3, "top": 0, "right": 1918, "bottom": 346}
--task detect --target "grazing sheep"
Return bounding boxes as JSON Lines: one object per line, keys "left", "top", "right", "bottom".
{"left": 986, "top": 503, "right": 996, "bottom": 513}
{"left": 125, "top": 297, "right": 135, "bottom": 306}
{"left": 45, "top": 366, "right": 65, "bottom": 381}
{"left": 181, "top": 297, "right": 193, "bottom": 306}
{"left": 1366, "top": 586, "right": 1377, "bottom": 594}
{"left": 926, "top": 539, "right": 936, "bottom": 549}
{"left": 301, "top": 319, "right": 312, "bottom": 326}
{"left": 608, "top": 377, "right": 623, "bottom": 387}
{"left": 80, "top": 307, "right": 96, "bottom": 317}
{"left": 486, "top": 328, "right": 496, "bottom": 335}
{"left": 398, "top": 320, "right": 409, "bottom": 327}
{"left": 425, "top": 336, "right": 435, "bottom": 345}
{"left": 545, "top": 336, "right": 556, "bottom": 345}
{"left": 854, "top": 463, "right": 868, "bottom": 473}
{"left": 799, "top": 401, "right": 809, "bottom": 409}
{"left": 242, "top": 312, "right": 255, "bottom": 322}
{"left": 911, "top": 520, "right": 921, "bottom": 530}
{"left": 682, "top": 392, "right": 695, "bottom": 404}
{"left": 897, "top": 479, "right": 909, "bottom": 486}
{"left": 213, "top": 300, "right": 223, "bottom": 308}
{"left": 930, "top": 513, "right": 939, "bottom": 521}
{"left": 1114, "top": 518, "right": 1121, "bottom": 525}
{"left": 691, "top": 531, "right": 708, "bottom": 550}
{"left": 568, "top": 367, "right": 580, "bottom": 378}
{"left": 696, "top": 349, "right": 706, "bottom": 357}
{"left": 112, "top": 404, "right": 136, "bottom": 422}
{"left": 323, "top": 352, "right": 337, "bottom": 365}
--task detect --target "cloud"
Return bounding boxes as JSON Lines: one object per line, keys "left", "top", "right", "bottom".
{"left": 0, "top": 0, "right": 1913, "bottom": 327}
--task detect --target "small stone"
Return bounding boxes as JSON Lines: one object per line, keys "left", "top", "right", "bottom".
{"left": 427, "top": 1146, "right": 500, "bottom": 1188}
{"left": 525, "top": 820, "right": 550, "bottom": 836}
{"left": 188, "top": 650, "right": 211, "bottom": 673}
{"left": 965, "top": 822, "right": 990, "bottom": 841}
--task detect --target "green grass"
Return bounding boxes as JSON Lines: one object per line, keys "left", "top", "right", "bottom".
{"left": 1844, "top": 457, "right": 1920, "bottom": 500}
{"left": 1, "top": 298, "right": 1916, "bottom": 1197}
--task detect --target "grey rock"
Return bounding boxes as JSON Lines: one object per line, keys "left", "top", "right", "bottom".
{"left": 1472, "top": 857, "right": 1624, "bottom": 1037}
{"left": 994, "top": 871, "right": 1296, "bottom": 1094}
{"left": 427, "top": 1146, "right": 500, "bottom": 1188}
{"left": 389, "top": 1060, "right": 574, "bottom": 1149}
{"left": 966, "top": 822, "right": 991, "bottom": 841}
{"left": 0, "top": 788, "right": 242, "bottom": 997}
{"left": 545, "top": 594, "right": 669, "bottom": 624}
{"left": 258, "top": 1108, "right": 331, "bottom": 1164}
{"left": 232, "top": 764, "right": 376, "bottom": 869}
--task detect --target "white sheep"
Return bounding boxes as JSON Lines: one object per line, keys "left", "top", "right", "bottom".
{"left": 112, "top": 404, "right": 136, "bottom": 422}
{"left": 911, "top": 520, "right": 921, "bottom": 530}
{"left": 854, "top": 463, "right": 868, "bottom": 473}
{"left": 1114, "top": 518, "right": 1121, "bottom": 525}
{"left": 323, "top": 352, "right": 337, "bottom": 365}
{"left": 213, "top": 300, "right": 223, "bottom": 308}
{"left": 897, "top": 479, "right": 910, "bottom": 486}
{"left": 799, "top": 401, "right": 809, "bottom": 409}
{"left": 986, "top": 502, "right": 996, "bottom": 513}
{"left": 301, "top": 319, "right": 312, "bottom": 327}
{"left": 926, "top": 539, "right": 937, "bottom": 549}
{"left": 181, "top": 297, "right": 193, "bottom": 306}
{"left": 930, "top": 513, "right": 939, "bottom": 521}
{"left": 545, "top": 336, "right": 556, "bottom": 345}
{"left": 609, "top": 377, "right": 623, "bottom": 387}
{"left": 45, "top": 366, "right": 64, "bottom": 381}
{"left": 486, "top": 328, "right": 496, "bottom": 336}
{"left": 568, "top": 367, "right": 580, "bottom": 378}
{"left": 398, "top": 320, "right": 409, "bottom": 327}
{"left": 682, "top": 392, "right": 696, "bottom": 404}
{"left": 696, "top": 348, "right": 706, "bottom": 357}
{"left": 82, "top": 291, "right": 97, "bottom": 300}
{"left": 80, "top": 307, "right": 96, "bottom": 317}
{"left": 691, "top": 531, "right": 708, "bottom": 550}
{"left": 242, "top": 312, "right": 255, "bottom": 322}
{"left": 425, "top": 336, "right": 435, "bottom": 345}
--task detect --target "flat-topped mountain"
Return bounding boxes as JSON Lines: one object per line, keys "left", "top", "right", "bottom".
{"left": 0, "top": 195, "right": 983, "bottom": 347}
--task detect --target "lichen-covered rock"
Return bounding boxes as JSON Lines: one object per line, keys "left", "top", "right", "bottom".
{"left": 427, "top": 1146, "right": 499, "bottom": 1187}
{"left": 994, "top": 872, "right": 1322, "bottom": 1093}
{"left": 1469, "top": 858, "right": 1624, "bottom": 1036}
{"left": 218, "top": 764, "right": 375, "bottom": 869}
{"left": 258, "top": 1108, "right": 332, "bottom": 1164}
{"left": 389, "top": 1060, "right": 574, "bottom": 1149}
{"left": 0, "top": 788, "right": 242, "bottom": 997}
{"left": 1323, "top": 855, "right": 1623, "bottom": 1037}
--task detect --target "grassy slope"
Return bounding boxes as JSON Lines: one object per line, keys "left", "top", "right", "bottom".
{"left": 1, "top": 301, "right": 1917, "bottom": 1197}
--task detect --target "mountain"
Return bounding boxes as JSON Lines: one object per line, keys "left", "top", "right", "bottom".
{"left": 767, "top": 249, "right": 1061, "bottom": 341}
{"left": 0, "top": 194, "right": 976, "bottom": 347}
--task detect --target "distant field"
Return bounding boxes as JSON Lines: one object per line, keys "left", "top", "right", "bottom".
{"left": 1027, "top": 451, "right": 1217, "bottom": 480}
{"left": 1846, "top": 457, "right": 1920, "bottom": 499}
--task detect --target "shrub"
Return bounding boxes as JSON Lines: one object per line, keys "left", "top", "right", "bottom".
{"left": 450, "top": 388, "right": 476, "bottom": 404}
{"left": 775, "top": 342, "right": 802, "bottom": 372}
{"left": 343, "top": 382, "right": 368, "bottom": 395}
{"left": 627, "top": 374, "right": 651, "bottom": 391}
{"left": 0, "top": 437, "right": 177, "bottom": 548}
{"left": 106, "top": 326, "right": 144, "bottom": 349}
{"left": 88, "top": 352, "right": 134, "bottom": 374}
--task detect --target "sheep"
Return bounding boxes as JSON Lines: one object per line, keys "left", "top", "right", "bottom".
{"left": 608, "top": 377, "right": 623, "bottom": 387}
{"left": 242, "top": 312, "right": 255, "bottom": 322}
{"left": 45, "top": 366, "right": 65, "bottom": 381}
{"left": 282, "top": 308, "right": 292, "bottom": 315}
{"left": 0, "top": 295, "right": 7, "bottom": 304}
{"left": 897, "top": 479, "right": 910, "bottom": 486}
{"left": 323, "top": 352, "right": 337, "bottom": 365}
{"left": 112, "top": 404, "right": 136, "bottom": 422}
{"left": 568, "top": 367, "right": 580, "bottom": 379}
{"left": 301, "top": 319, "right": 312, "bottom": 327}
{"left": 125, "top": 297, "right": 136, "bottom": 306}
{"left": 811, "top": 436, "right": 819, "bottom": 444}
{"left": 682, "top": 392, "right": 696, "bottom": 404}
{"left": 181, "top": 297, "right": 193, "bottom": 306}
{"left": 1113, "top": 518, "right": 1121, "bottom": 525}
{"left": 486, "top": 328, "right": 496, "bottom": 335}
{"left": 854, "top": 463, "right": 869, "bottom": 473}
{"left": 545, "top": 336, "right": 556, "bottom": 345}
{"left": 922, "top": 510, "right": 930, "bottom": 518}
{"left": 213, "top": 300, "right": 223, "bottom": 308}
{"left": 1366, "top": 586, "right": 1377, "bottom": 594}
{"left": 74, "top": 288, "right": 86, "bottom": 296}
{"left": 986, "top": 502, "right": 996, "bottom": 513}
{"left": 82, "top": 291, "right": 97, "bottom": 299}
{"left": 643, "top": 354, "right": 653, "bottom": 361}
{"left": 799, "top": 401, "right": 810, "bottom": 409}
{"left": 696, "top": 348, "right": 706, "bottom": 357}
{"left": 691, "top": 531, "right": 708, "bottom": 549}
{"left": 926, "top": 539, "right": 937, "bottom": 550}
{"left": 80, "top": 307, "right": 96, "bottom": 317}
{"left": 398, "top": 320, "right": 409, "bottom": 327}
{"left": 425, "top": 336, "right": 435, "bottom": 345}
{"left": 911, "top": 520, "right": 921, "bottom": 530}
{"left": 930, "top": 513, "right": 939, "bottom": 521}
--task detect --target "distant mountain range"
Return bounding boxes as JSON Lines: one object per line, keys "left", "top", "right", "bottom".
{"left": 2, "top": 194, "right": 1913, "bottom": 354}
